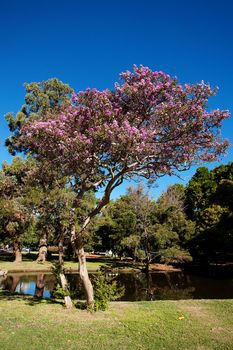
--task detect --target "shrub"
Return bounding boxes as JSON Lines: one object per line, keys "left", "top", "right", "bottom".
{"left": 51, "top": 261, "right": 70, "bottom": 299}
{"left": 92, "top": 271, "right": 125, "bottom": 311}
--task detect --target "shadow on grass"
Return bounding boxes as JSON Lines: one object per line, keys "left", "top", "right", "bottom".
{"left": 0, "top": 290, "right": 64, "bottom": 306}
{"left": 0, "top": 255, "right": 14, "bottom": 262}
{"left": 0, "top": 290, "right": 90, "bottom": 311}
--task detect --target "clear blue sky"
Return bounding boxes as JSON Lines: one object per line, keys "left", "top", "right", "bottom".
{"left": 0, "top": 0, "right": 232, "bottom": 199}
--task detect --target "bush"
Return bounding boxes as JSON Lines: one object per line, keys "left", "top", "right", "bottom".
{"left": 92, "top": 271, "right": 125, "bottom": 311}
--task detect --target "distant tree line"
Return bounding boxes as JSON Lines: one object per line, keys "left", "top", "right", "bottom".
{"left": 91, "top": 161, "right": 233, "bottom": 266}
{"left": 1, "top": 158, "right": 232, "bottom": 266}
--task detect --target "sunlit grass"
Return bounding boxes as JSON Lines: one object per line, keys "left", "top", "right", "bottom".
{"left": 0, "top": 294, "right": 232, "bottom": 350}
{"left": 0, "top": 258, "right": 105, "bottom": 272}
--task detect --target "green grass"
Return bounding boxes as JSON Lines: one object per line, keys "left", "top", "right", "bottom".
{"left": 0, "top": 294, "right": 232, "bottom": 350}
{"left": 0, "top": 254, "right": 141, "bottom": 273}
{"left": 0, "top": 258, "right": 104, "bottom": 272}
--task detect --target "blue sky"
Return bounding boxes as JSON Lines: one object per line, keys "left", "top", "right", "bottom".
{"left": 0, "top": 0, "right": 232, "bottom": 199}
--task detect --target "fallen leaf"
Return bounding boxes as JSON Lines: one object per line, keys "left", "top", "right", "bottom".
{"left": 178, "top": 316, "right": 185, "bottom": 320}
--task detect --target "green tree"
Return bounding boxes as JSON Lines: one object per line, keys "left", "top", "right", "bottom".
{"left": 8, "top": 66, "right": 229, "bottom": 306}
{"left": 96, "top": 184, "right": 194, "bottom": 266}
{"left": 186, "top": 162, "right": 233, "bottom": 262}
{"left": 5, "top": 78, "right": 73, "bottom": 154}
{"left": 185, "top": 167, "right": 216, "bottom": 219}
{"left": 0, "top": 157, "right": 34, "bottom": 261}
{"left": 154, "top": 185, "right": 194, "bottom": 264}
{"left": 94, "top": 196, "right": 137, "bottom": 257}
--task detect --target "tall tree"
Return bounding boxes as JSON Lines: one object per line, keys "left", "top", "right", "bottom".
{"left": 186, "top": 162, "right": 233, "bottom": 261}
{"left": 0, "top": 157, "right": 34, "bottom": 261}
{"left": 17, "top": 65, "right": 229, "bottom": 305}
{"left": 95, "top": 185, "right": 156, "bottom": 264}
{"left": 121, "top": 186, "right": 156, "bottom": 269}
{"left": 5, "top": 78, "right": 73, "bottom": 154}
{"left": 154, "top": 185, "right": 195, "bottom": 263}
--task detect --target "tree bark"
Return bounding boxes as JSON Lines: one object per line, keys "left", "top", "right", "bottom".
{"left": 59, "top": 273, "right": 73, "bottom": 308}
{"left": 70, "top": 173, "right": 124, "bottom": 306}
{"left": 13, "top": 240, "right": 22, "bottom": 262}
{"left": 144, "top": 230, "right": 150, "bottom": 273}
{"left": 69, "top": 208, "right": 77, "bottom": 260}
{"left": 57, "top": 231, "right": 73, "bottom": 308}
{"left": 36, "top": 234, "right": 47, "bottom": 263}
{"left": 58, "top": 237, "right": 64, "bottom": 266}
{"left": 76, "top": 244, "right": 94, "bottom": 306}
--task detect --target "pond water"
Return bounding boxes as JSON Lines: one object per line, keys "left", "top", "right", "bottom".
{"left": 1, "top": 271, "right": 233, "bottom": 301}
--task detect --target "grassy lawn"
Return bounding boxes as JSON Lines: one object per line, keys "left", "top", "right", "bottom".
{"left": 0, "top": 257, "right": 105, "bottom": 272}
{"left": 0, "top": 254, "right": 142, "bottom": 273}
{"left": 0, "top": 295, "right": 232, "bottom": 350}
{"left": 0, "top": 260, "right": 104, "bottom": 272}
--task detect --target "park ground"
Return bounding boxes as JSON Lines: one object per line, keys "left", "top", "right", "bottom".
{"left": 1, "top": 254, "right": 232, "bottom": 349}
{"left": 0, "top": 252, "right": 181, "bottom": 273}
{"left": 0, "top": 294, "right": 232, "bottom": 350}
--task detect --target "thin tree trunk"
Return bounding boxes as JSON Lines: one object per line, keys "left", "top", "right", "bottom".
{"left": 13, "top": 240, "right": 22, "bottom": 262}
{"left": 144, "top": 231, "right": 150, "bottom": 273}
{"left": 70, "top": 175, "right": 124, "bottom": 307}
{"left": 59, "top": 273, "right": 73, "bottom": 308}
{"left": 70, "top": 208, "right": 77, "bottom": 260}
{"left": 58, "top": 237, "right": 64, "bottom": 266}
{"left": 36, "top": 234, "right": 47, "bottom": 263}
{"left": 57, "top": 231, "right": 73, "bottom": 308}
{"left": 73, "top": 224, "right": 94, "bottom": 307}
{"left": 70, "top": 213, "right": 94, "bottom": 306}
{"left": 146, "top": 273, "right": 153, "bottom": 300}
{"left": 76, "top": 245, "right": 94, "bottom": 306}
{"left": 133, "top": 246, "right": 137, "bottom": 263}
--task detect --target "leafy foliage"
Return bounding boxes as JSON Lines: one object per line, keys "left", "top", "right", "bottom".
{"left": 92, "top": 271, "right": 125, "bottom": 311}
{"left": 0, "top": 157, "right": 34, "bottom": 255}
{"left": 94, "top": 184, "right": 194, "bottom": 265}
{"left": 4, "top": 67, "right": 230, "bottom": 304}
{"left": 51, "top": 261, "right": 71, "bottom": 298}
{"left": 5, "top": 79, "right": 73, "bottom": 155}
{"left": 186, "top": 162, "right": 233, "bottom": 261}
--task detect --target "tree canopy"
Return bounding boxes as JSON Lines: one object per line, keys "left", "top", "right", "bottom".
{"left": 4, "top": 65, "right": 230, "bottom": 306}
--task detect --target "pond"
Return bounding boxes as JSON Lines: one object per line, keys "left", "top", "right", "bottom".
{"left": 1, "top": 271, "right": 233, "bottom": 301}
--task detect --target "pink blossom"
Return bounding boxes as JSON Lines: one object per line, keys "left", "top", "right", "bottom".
{"left": 20, "top": 65, "right": 229, "bottom": 185}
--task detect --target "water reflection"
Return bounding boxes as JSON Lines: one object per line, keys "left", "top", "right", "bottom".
{"left": 34, "top": 274, "right": 45, "bottom": 298}
{"left": 0, "top": 271, "right": 233, "bottom": 301}
{"left": 0, "top": 274, "right": 53, "bottom": 298}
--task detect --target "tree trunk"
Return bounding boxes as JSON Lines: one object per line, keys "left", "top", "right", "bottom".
{"left": 144, "top": 231, "right": 150, "bottom": 273}
{"left": 58, "top": 237, "right": 64, "bottom": 266}
{"left": 133, "top": 246, "right": 137, "bottom": 263}
{"left": 70, "top": 208, "right": 77, "bottom": 260}
{"left": 36, "top": 234, "right": 47, "bottom": 263}
{"left": 34, "top": 274, "right": 45, "bottom": 298}
{"left": 57, "top": 232, "right": 73, "bottom": 308}
{"left": 13, "top": 240, "right": 22, "bottom": 262}
{"left": 76, "top": 238, "right": 94, "bottom": 307}
{"left": 69, "top": 178, "right": 122, "bottom": 306}
{"left": 59, "top": 273, "right": 73, "bottom": 308}
{"left": 70, "top": 211, "right": 94, "bottom": 306}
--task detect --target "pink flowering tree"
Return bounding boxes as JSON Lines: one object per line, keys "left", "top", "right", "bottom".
{"left": 20, "top": 65, "right": 229, "bottom": 305}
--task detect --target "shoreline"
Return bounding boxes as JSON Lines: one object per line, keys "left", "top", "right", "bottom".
{"left": 0, "top": 262, "right": 181, "bottom": 274}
